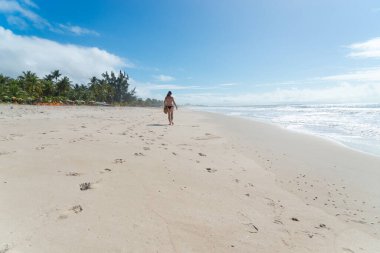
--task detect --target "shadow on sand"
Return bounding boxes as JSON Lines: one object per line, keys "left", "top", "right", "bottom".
{"left": 147, "top": 123, "right": 168, "bottom": 127}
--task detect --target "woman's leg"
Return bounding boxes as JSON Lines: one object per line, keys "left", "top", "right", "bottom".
{"left": 167, "top": 112, "right": 171, "bottom": 124}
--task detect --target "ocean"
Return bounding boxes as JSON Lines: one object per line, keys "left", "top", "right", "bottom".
{"left": 189, "top": 103, "right": 380, "bottom": 157}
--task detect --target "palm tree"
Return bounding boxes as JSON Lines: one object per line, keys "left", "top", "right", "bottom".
{"left": 51, "top": 70, "right": 61, "bottom": 84}
{"left": 99, "top": 79, "right": 114, "bottom": 103}
{"left": 89, "top": 76, "right": 98, "bottom": 86}
{"left": 56, "top": 76, "right": 71, "bottom": 97}
{"left": 0, "top": 74, "right": 10, "bottom": 84}
{"left": 8, "top": 80, "right": 23, "bottom": 97}
{"left": 41, "top": 79, "right": 55, "bottom": 97}
{"left": 0, "top": 69, "right": 161, "bottom": 106}
{"left": 102, "top": 71, "right": 134, "bottom": 103}
{"left": 0, "top": 74, "right": 10, "bottom": 97}
{"left": 18, "top": 71, "right": 42, "bottom": 98}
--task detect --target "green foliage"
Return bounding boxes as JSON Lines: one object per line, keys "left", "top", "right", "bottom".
{"left": 18, "top": 71, "right": 40, "bottom": 96}
{"left": 0, "top": 70, "right": 162, "bottom": 107}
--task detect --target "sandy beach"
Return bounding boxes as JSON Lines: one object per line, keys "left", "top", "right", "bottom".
{"left": 1, "top": 104, "right": 379, "bottom": 253}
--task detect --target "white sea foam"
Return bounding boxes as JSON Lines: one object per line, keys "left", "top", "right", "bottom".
{"left": 190, "top": 104, "right": 380, "bottom": 157}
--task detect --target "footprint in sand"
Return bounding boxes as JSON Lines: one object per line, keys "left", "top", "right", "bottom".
{"left": 10, "top": 133, "right": 24, "bottom": 139}
{"left": 315, "top": 224, "right": 328, "bottom": 229}
{"left": 243, "top": 223, "right": 259, "bottom": 233}
{"left": 58, "top": 205, "right": 83, "bottom": 220}
{"left": 134, "top": 152, "right": 145, "bottom": 156}
{"left": 304, "top": 231, "right": 319, "bottom": 239}
{"left": 193, "top": 134, "right": 221, "bottom": 140}
{"left": 342, "top": 248, "right": 355, "bottom": 253}
{"left": 100, "top": 168, "right": 112, "bottom": 174}
{"left": 66, "top": 172, "right": 81, "bottom": 176}
{"left": 114, "top": 158, "right": 125, "bottom": 163}
{"left": 198, "top": 153, "right": 207, "bottom": 157}
{"left": 0, "top": 151, "right": 16, "bottom": 156}
{"left": 350, "top": 219, "right": 366, "bottom": 224}
{"left": 206, "top": 168, "right": 217, "bottom": 173}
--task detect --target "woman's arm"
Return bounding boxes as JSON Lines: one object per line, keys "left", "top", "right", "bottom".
{"left": 173, "top": 99, "right": 178, "bottom": 109}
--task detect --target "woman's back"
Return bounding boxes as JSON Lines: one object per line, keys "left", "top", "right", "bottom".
{"left": 164, "top": 96, "right": 174, "bottom": 106}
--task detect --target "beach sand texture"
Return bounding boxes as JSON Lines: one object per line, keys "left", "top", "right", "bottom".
{"left": 0, "top": 105, "right": 379, "bottom": 253}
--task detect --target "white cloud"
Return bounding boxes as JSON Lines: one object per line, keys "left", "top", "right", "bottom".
{"left": 131, "top": 78, "right": 225, "bottom": 100}
{"left": 0, "top": 26, "right": 131, "bottom": 83}
{"left": 148, "top": 84, "right": 198, "bottom": 90}
{"left": 347, "top": 37, "right": 380, "bottom": 58}
{"left": 0, "top": 0, "right": 49, "bottom": 29}
{"left": 322, "top": 67, "right": 380, "bottom": 82}
{"left": 135, "top": 65, "right": 380, "bottom": 105}
{"left": 154, "top": 74, "right": 175, "bottom": 82}
{"left": 133, "top": 82, "right": 199, "bottom": 98}
{"left": 132, "top": 79, "right": 243, "bottom": 99}
{"left": 219, "top": 82, "right": 237, "bottom": 87}
{"left": 22, "top": 0, "right": 37, "bottom": 8}
{"left": 0, "top": 0, "right": 98, "bottom": 35}
{"left": 59, "top": 24, "right": 99, "bottom": 36}
{"left": 175, "top": 83, "right": 380, "bottom": 106}
{"left": 6, "top": 15, "right": 28, "bottom": 29}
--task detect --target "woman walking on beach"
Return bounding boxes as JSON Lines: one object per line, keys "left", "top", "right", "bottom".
{"left": 164, "top": 91, "right": 178, "bottom": 125}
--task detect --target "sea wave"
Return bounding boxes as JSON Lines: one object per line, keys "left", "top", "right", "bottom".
{"left": 189, "top": 103, "right": 380, "bottom": 157}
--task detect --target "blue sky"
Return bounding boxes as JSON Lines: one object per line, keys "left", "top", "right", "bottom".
{"left": 1, "top": 0, "right": 380, "bottom": 105}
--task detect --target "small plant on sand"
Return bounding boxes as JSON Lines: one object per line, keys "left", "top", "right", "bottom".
{"left": 79, "top": 182, "right": 91, "bottom": 191}
{"left": 71, "top": 205, "right": 83, "bottom": 213}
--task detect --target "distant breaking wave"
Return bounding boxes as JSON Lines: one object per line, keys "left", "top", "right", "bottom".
{"left": 189, "top": 103, "right": 380, "bottom": 157}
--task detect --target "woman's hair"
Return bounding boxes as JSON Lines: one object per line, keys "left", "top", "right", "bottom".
{"left": 166, "top": 91, "right": 172, "bottom": 97}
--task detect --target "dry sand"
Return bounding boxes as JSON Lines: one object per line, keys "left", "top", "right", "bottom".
{"left": 0, "top": 104, "right": 379, "bottom": 253}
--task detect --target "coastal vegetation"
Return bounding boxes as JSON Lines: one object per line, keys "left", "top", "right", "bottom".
{"left": 0, "top": 70, "right": 162, "bottom": 107}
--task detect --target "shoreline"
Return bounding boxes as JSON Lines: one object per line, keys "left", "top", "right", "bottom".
{"left": 200, "top": 109, "right": 380, "bottom": 227}
{"left": 1, "top": 105, "right": 379, "bottom": 252}
{"left": 223, "top": 111, "right": 380, "bottom": 159}
{"left": 189, "top": 106, "right": 380, "bottom": 159}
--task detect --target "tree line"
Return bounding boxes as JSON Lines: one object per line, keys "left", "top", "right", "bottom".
{"left": 0, "top": 70, "right": 162, "bottom": 107}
